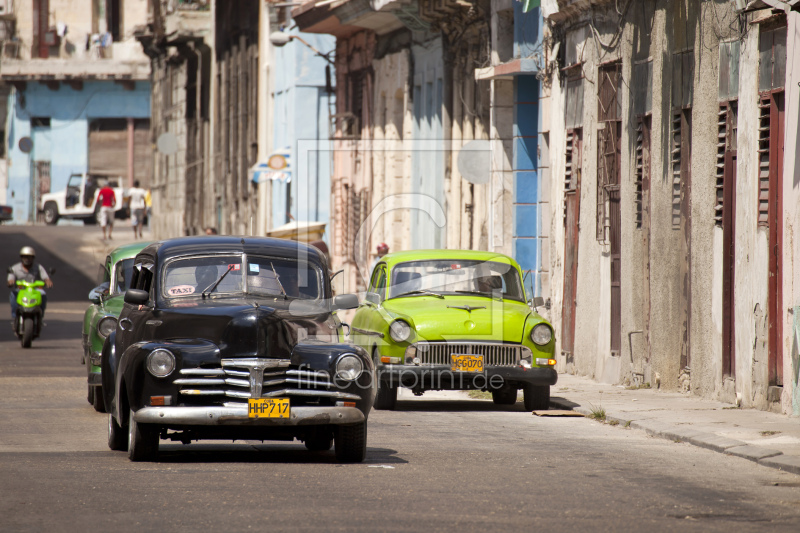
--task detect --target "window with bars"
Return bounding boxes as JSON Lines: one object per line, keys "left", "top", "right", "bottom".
{"left": 563, "top": 129, "right": 582, "bottom": 222}
{"left": 715, "top": 103, "right": 737, "bottom": 227}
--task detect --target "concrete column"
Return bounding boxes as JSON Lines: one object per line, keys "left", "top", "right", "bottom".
{"left": 127, "top": 117, "right": 134, "bottom": 188}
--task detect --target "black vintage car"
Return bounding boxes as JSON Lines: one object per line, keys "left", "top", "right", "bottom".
{"left": 101, "top": 236, "right": 374, "bottom": 462}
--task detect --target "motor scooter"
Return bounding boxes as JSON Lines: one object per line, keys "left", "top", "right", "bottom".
{"left": 14, "top": 279, "right": 46, "bottom": 348}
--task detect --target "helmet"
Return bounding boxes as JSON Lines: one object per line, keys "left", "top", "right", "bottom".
{"left": 19, "top": 246, "right": 35, "bottom": 257}
{"left": 376, "top": 242, "right": 389, "bottom": 254}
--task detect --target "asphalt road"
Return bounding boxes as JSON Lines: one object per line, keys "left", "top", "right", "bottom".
{"left": 2, "top": 226, "right": 800, "bottom": 532}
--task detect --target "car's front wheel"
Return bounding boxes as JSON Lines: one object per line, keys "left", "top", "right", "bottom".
{"left": 335, "top": 421, "right": 367, "bottom": 463}
{"left": 108, "top": 413, "right": 127, "bottom": 451}
{"left": 523, "top": 384, "right": 550, "bottom": 411}
{"left": 373, "top": 349, "right": 398, "bottom": 410}
{"left": 43, "top": 202, "right": 59, "bottom": 225}
{"left": 92, "top": 386, "right": 106, "bottom": 413}
{"left": 127, "top": 408, "right": 159, "bottom": 461}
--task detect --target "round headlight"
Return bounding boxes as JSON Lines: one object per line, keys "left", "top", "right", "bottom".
{"left": 531, "top": 323, "right": 553, "bottom": 346}
{"left": 389, "top": 320, "right": 412, "bottom": 343}
{"left": 97, "top": 316, "right": 117, "bottom": 338}
{"left": 146, "top": 349, "right": 176, "bottom": 378}
{"left": 336, "top": 354, "right": 363, "bottom": 381}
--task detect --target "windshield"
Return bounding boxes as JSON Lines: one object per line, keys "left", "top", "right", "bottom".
{"left": 389, "top": 259, "right": 525, "bottom": 301}
{"left": 112, "top": 258, "right": 136, "bottom": 294}
{"left": 162, "top": 254, "right": 322, "bottom": 300}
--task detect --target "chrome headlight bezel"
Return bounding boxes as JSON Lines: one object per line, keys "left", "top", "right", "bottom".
{"left": 531, "top": 323, "right": 553, "bottom": 346}
{"left": 389, "top": 319, "right": 412, "bottom": 343}
{"left": 335, "top": 354, "right": 364, "bottom": 381}
{"left": 97, "top": 316, "right": 117, "bottom": 338}
{"left": 146, "top": 349, "right": 176, "bottom": 378}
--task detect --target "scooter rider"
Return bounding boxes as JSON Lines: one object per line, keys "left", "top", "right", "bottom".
{"left": 7, "top": 246, "right": 53, "bottom": 316}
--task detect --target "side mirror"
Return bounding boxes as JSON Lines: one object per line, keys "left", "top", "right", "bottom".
{"left": 530, "top": 296, "right": 545, "bottom": 309}
{"left": 364, "top": 292, "right": 381, "bottom": 305}
{"left": 124, "top": 289, "right": 149, "bottom": 306}
{"left": 332, "top": 294, "right": 359, "bottom": 310}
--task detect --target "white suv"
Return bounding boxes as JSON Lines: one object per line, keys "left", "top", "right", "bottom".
{"left": 40, "top": 173, "right": 127, "bottom": 225}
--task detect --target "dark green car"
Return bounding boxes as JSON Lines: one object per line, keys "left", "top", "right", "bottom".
{"left": 82, "top": 242, "right": 150, "bottom": 412}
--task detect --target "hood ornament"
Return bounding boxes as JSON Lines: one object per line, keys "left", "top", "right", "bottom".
{"left": 447, "top": 305, "right": 486, "bottom": 313}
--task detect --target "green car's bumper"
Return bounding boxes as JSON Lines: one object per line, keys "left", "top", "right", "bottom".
{"left": 376, "top": 364, "right": 557, "bottom": 390}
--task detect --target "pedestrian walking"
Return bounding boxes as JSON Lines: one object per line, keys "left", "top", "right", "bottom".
{"left": 97, "top": 181, "right": 117, "bottom": 240}
{"left": 128, "top": 180, "right": 147, "bottom": 239}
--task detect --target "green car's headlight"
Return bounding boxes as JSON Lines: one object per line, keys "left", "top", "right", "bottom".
{"left": 336, "top": 354, "right": 364, "bottom": 381}
{"left": 531, "top": 323, "right": 552, "bottom": 346}
{"left": 97, "top": 316, "right": 117, "bottom": 338}
{"left": 146, "top": 349, "right": 176, "bottom": 378}
{"left": 389, "top": 320, "right": 413, "bottom": 343}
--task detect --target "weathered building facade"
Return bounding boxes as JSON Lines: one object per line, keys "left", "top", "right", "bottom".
{"left": 542, "top": 0, "right": 797, "bottom": 413}
{"left": 2, "top": 0, "right": 151, "bottom": 223}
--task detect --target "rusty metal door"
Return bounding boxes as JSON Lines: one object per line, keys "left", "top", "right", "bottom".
{"left": 562, "top": 130, "right": 582, "bottom": 356}
{"left": 767, "top": 92, "right": 784, "bottom": 386}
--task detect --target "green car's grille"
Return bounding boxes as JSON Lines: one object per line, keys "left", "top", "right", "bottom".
{"left": 410, "top": 343, "right": 531, "bottom": 367}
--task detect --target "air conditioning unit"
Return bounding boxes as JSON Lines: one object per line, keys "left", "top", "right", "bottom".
{"left": 0, "top": 0, "right": 13, "bottom": 17}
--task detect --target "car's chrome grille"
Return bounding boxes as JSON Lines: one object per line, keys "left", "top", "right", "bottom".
{"left": 410, "top": 343, "right": 530, "bottom": 367}
{"left": 174, "top": 358, "right": 360, "bottom": 403}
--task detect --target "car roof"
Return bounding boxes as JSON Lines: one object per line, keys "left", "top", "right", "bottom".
{"left": 379, "top": 249, "right": 520, "bottom": 269}
{"left": 108, "top": 241, "right": 152, "bottom": 264}
{"left": 140, "top": 236, "right": 329, "bottom": 267}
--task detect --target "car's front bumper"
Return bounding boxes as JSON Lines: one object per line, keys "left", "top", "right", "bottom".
{"left": 377, "top": 364, "right": 558, "bottom": 389}
{"left": 134, "top": 405, "right": 365, "bottom": 426}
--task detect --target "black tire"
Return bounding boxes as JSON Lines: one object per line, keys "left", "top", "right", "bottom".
{"left": 87, "top": 384, "right": 94, "bottom": 405}
{"left": 21, "top": 318, "right": 33, "bottom": 348}
{"left": 304, "top": 429, "right": 334, "bottom": 452}
{"left": 128, "top": 408, "right": 159, "bottom": 461}
{"left": 92, "top": 386, "right": 106, "bottom": 413}
{"left": 43, "top": 202, "right": 59, "bottom": 225}
{"left": 492, "top": 386, "right": 518, "bottom": 405}
{"left": 523, "top": 384, "right": 550, "bottom": 411}
{"left": 373, "top": 348, "right": 397, "bottom": 410}
{"left": 335, "top": 421, "right": 367, "bottom": 463}
{"left": 108, "top": 413, "right": 127, "bottom": 451}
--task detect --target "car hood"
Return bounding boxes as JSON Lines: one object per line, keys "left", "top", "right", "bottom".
{"left": 383, "top": 295, "right": 531, "bottom": 343}
{"left": 153, "top": 298, "right": 338, "bottom": 359}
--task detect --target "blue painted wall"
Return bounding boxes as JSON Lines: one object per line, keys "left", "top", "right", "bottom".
{"left": 5, "top": 81, "right": 151, "bottom": 223}
{"left": 271, "top": 28, "right": 334, "bottom": 237}
{"left": 512, "top": 5, "right": 543, "bottom": 295}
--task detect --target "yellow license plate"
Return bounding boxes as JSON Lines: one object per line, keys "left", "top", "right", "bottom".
{"left": 451, "top": 354, "right": 484, "bottom": 373}
{"left": 248, "top": 398, "right": 290, "bottom": 418}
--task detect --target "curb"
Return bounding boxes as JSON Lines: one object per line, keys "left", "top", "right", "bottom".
{"left": 550, "top": 398, "right": 800, "bottom": 476}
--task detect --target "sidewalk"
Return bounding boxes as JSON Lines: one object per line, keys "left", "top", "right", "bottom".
{"left": 550, "top": 373, "right": 800, "bottom": 476}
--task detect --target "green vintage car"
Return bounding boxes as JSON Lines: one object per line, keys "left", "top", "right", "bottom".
{"left": 82, "top": 241, "right": 150, "bottom": 412}
{"left": 351, "top": 250, "right": 557, "bottom": 411}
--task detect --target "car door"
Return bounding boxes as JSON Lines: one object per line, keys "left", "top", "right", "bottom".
{"left": 352, "top": 265, "right": 387, "bottom": 347}
{"left": 64, "top": 174, "right": 82, "bottom": 211}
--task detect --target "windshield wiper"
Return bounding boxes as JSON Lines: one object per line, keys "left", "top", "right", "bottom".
{"left": 454, "top": 290, "right": 502, "bottom": 300}
{"left": 202, "top": 264, "right": 235, "bottom": 298}
{"left": 395, "top": 289, "right": 444, "bottom": 299}
{"left": 270, "top": 262, "right": 288, "bottom": 300}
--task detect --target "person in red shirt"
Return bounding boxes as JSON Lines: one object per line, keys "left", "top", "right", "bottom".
{"left": 97, "top": 182, "right": 117, "bottom": 240}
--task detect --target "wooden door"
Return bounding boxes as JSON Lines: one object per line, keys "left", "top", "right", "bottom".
{"left": 562, "top": 130, "right": 582, "bottom": 355}
{"left": 722, "top": 150, "right": 736, "bottom": 377}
